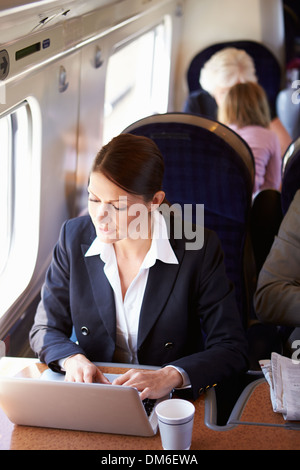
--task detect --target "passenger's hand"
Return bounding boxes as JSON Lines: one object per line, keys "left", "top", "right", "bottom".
{"left": 64, "top": 354, "right": 111, "bottom": 384}
{"left": 112, "top": 367, "right": 183, "bottom": 400}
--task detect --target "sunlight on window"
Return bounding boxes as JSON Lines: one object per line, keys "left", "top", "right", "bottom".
{"left": 103, "top": 21, "right": 171, "bottom": 143}
{"left": 0, "top": 116, "right": 12, "bottom": 275}
{"left": 0, "top": 99, "right": 41, "bottom": 319}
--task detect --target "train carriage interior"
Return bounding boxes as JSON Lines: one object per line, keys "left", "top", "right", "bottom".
{"left": 0, "top": 0, "right": 300, "bottom": 441}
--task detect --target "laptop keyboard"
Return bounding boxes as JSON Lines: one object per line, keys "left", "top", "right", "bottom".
{"left": 142, "top": 398, "right": 156, "bottom": 416}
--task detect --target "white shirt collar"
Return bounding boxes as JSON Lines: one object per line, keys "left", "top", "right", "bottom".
{"left": 85, "top": 210, "right": 178, "bottom": 266}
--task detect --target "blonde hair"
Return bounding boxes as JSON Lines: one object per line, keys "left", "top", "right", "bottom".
{"left": 218, "top": 82, "right": 271, "bottom": 128}
{"left": 200, "top": 48, "right": 257, "bottom": 97}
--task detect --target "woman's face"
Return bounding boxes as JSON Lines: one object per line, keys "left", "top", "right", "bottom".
{"left": 88, "top": 171, "right": 157, "bottom": 244}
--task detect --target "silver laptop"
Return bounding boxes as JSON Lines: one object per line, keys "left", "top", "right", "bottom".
{"left": 0, "top": 367, "right": 169, "bottom": 436}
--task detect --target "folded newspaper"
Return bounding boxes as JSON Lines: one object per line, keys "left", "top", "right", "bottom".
{"left": 259, "top": 352, "right": 300, "bottom": 421}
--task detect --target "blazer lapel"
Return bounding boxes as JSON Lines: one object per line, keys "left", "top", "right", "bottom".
{"left": 137, "top": 241, "right": 184, "bottom": 349}
{"left": 81, "top": 244, "right": 116, "bottom": 341}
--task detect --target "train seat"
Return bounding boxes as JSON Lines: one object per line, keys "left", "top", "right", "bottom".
{"left": 123, "top": 113, "right": 255, "bottom": 328}
{"left": 185, "top": 39, "right": 282, "bottom": 119}
{"left": 281, "top": 136, "right": 300, "bottom": 215}
{"left": 250, "top": 189, "right": 283, "bottom": 277}
{"left": 248, "top": 188, "right": 288, "bottom": 369}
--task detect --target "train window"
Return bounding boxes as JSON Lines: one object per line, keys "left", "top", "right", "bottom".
{"left": 0, "top": 100, "right": 41, "bottom": 317}
{"left": 0, "top": 114, "right": 11, "bottom": 275}
{"left": 103, "top": 22, "right": 170, "bottom": 143}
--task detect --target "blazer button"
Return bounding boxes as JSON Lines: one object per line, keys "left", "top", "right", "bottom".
{"left": 164, "top": 342, "right": 174, "bottom": 349}
{"left": 81, "top": 326, "right": 90, "bottom": 336}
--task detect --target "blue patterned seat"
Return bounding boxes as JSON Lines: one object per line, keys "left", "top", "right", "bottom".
{"left": 123, "top": 113, "right": 254, "bottom": 327}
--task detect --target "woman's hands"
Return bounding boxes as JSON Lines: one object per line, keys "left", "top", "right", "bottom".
{"left": 112, "top": 367, "right": 183, "bottom": 400}
{"left": 64, "top": 354, "right": 111, "bottom": 384}
{"left": 64, "top": 354, "right": 183, "bottom": 399}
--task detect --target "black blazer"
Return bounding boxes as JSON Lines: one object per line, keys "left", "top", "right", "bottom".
{"left": 30, "top": 215, "right": 248, "bottom": 399}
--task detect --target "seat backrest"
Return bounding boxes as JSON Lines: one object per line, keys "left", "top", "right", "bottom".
{"left": 187, "top": 40, "right": 281, "bottom": 116}
{"left": 281, "top": 136, "right": 300, "bottom": 214}
{"left": 123, "top": 113, "right": 254, "bottom": 325}
{"left": 250, "top": 189, "right": 283, "bottom": 276}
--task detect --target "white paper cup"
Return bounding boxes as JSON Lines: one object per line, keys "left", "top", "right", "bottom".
{"left": 155, "top": 399, "right": 195, "bottom": 450}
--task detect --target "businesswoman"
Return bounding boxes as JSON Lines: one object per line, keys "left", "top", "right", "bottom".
{"left": 30, "top": 133, "right": 248, "bottom": 400}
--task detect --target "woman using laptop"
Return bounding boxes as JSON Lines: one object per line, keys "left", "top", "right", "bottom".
{"left": 30, "top": 133, "right": 248, "bottom": 401}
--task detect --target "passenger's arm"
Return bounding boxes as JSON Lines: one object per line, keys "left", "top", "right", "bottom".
{"left": 269, "top": 117, "right": 292, "bottom": 157}
{"left": 255, "top": 191, "right": 300, "bottom": 327}
{"left": 29, "top": 222, "right": 87, "bottom": 367}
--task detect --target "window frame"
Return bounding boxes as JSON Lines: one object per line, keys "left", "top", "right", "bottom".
{"left": 0, "top": 98, "right": 41, "bottom": 320}
{"left": 0, "top": 114, "right": 13, "bottom": 276}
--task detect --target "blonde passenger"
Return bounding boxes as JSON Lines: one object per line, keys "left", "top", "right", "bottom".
{"left": 219, "top": 82, "right": 281, "bottom": 194}
{"left": 200, "top": 48, "right": 257, "bottom": 107}
{"left": 184, "top": 47, "right": 291, "bottom": 154}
